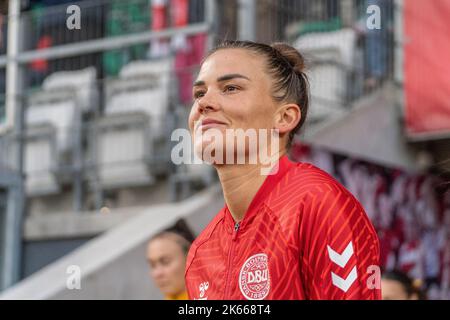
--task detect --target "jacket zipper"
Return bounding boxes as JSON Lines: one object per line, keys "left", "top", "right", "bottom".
{"left": 224, "top": 222, "right": 240, "bottom": 299}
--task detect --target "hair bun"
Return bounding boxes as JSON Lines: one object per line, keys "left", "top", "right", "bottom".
{"left": 271, "top": 42, "right": 305, "bottom": 74}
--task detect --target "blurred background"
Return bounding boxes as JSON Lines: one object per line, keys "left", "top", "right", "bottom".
{"left": 0, "top": 0, "right": 449, "bottom": 299}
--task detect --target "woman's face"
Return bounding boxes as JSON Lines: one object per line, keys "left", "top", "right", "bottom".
{"left": 188, "top": 49, "right": 280, "bottom": 164}
{"left": 147, "top": 238, "right": 187, "bottom": 297}
{"left": 381, "top": 279, "right": 409, "bottom": 300}
{"left": 381, "top": 279, "right": 418, "bottom": 300}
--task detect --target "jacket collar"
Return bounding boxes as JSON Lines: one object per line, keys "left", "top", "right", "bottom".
{"left": 223, "top": 155, "right": 295, "bottom": 233}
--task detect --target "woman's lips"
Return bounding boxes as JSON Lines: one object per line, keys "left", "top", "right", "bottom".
{"left": 196, "top": 119, "right": 227, "bottom": 131}
{"left": 200, "top": 123, "right": 227, "bottom": 131}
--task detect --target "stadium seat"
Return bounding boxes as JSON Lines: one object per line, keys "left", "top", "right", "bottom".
{"left": 294, "top": 28, "right": 357, "bottom": 122}
{"left": 24, "top": 68, "right": 98, "bottom": 196}
{"left": 23, "top": 124, "right": 60, "bottom": 196}
{"left": 104, "top": 58, "right": 171, "bottom": 138}
{"left": 93, "top": 112, "right": 156, "bottom": 189}
{"left": 42, "top": 67, "right": 98, "bottom": 113}
{"left": 94, "top": 58, "right": 173, "bottom": 189}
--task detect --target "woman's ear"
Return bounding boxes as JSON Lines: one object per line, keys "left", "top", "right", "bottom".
{"left": 274, "top": 103, "right": 301, "bottom": 134}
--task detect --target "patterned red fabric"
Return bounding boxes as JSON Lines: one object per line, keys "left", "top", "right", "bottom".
{"left": 185, "top": 155, "right": 381, "bottom": 300}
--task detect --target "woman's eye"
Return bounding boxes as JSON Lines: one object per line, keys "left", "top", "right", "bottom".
{"left": 224, "top": 85, "right": 239, "bottom": 93}
{"left": 194, "top": 91, "right": 205, "bottom": 99}
{"left": 161, "top": 258, "right": 172, "bottom": 266}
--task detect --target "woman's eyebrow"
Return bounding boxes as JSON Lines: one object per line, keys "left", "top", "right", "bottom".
{"left": 193, "top": 80, "right": 205, "bottom": 87}
{"left": 193, "top": 74, "right": 251, "bottom": 87}
{"left": 217, "top": 73, "right": 251, "bottom": 82}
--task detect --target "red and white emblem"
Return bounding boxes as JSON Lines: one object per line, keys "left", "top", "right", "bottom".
{"left": 239, "top": 253, "right": 270, "bottom": 300}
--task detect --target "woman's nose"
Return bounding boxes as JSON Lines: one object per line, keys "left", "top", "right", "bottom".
{"left": 197, "top": 91, "right": 219, "bottom": 114}
{"left": 152, "top": 267, "right": 165, "bottom": 280}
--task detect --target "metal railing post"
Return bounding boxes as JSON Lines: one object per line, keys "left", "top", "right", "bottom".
{"left": 2, "top": 0, "right": 25, "bottom": 289}
{"left": 238, "top": 0, "right": 256, "bottom": 41}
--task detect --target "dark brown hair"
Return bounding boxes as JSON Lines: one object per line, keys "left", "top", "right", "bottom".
{"left": 382, "top": 270, "right": 427, "bottom": 300}
{"left": 149, "top": 231, "right": 191, "bottom": 255}
{"left": 206, "top": 40, "right": 309, "bottom": 149}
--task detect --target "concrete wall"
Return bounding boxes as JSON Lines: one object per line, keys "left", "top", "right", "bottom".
{"left": 0, "top": 184, "right": 224, "bottom": 299}
{"left": 22, "top": 238, "right": 94, "bottom": 278}
{"left": 303, "top": 83, "right": 422, "bottom": 172}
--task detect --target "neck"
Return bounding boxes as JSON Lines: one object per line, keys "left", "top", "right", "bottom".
{"left": 215, "top": 150, "right": 286, "bottom": 223}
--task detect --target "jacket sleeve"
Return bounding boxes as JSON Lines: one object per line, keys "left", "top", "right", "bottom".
{"left": 298, "top": 182, "right": 381, "bottom": 300}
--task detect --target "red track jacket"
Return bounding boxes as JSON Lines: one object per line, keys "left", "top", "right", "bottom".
{"left": 185, "top": 155, "right": 381, "bottom": 300}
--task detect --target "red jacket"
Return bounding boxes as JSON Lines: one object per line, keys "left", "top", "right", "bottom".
{"left": 185, "top": 156, "right": 381, "bottom": 300}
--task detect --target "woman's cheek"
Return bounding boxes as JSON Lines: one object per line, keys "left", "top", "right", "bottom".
{"left": 188, "top": 106, "right": 197, "bottom": 132}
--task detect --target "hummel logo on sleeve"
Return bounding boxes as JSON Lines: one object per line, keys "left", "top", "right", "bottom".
{"left": 331, "top": 266, "right": 358, "bottom": 293}
{"left": 327, "top": 241, "right": 354, "bottom": 268}
{"left": 327, "top": 241, "right": 358, "bottom": 292}
{"left": 194, "top": 281, "right": 209, "bottom": 300}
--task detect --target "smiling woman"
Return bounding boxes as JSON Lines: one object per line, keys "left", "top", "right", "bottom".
{"left": 189, "top": 41, "right": 308, "bottom": 165}
{"left": 184, "top": 40, "right": 381, "bottom": 300}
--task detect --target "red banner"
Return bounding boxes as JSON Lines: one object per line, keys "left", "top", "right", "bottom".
{"left": 151, "top": 0, "right": 167, "bottom": 30}
{"left": 404, "top": 0, "right": 450, "bottom": 138}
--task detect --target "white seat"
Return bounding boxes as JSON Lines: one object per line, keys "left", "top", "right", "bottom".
{"left": 307, "top": 61, "right": 346, "bottom": 121}
{"left": 93, "top": 59, "right": 173, "bottom": 189}
{"left": 42, "top": 67, "right": 98, "bottom": 112}
{"left": 294, "top": 28, "right": 357, "bottom": 67}
{"left": 104, "top": 59, "right": 172, "bottom": 139}
{"left": 119, "top": 58, "right": 172, "bottom": 81}
{"left": 25, "top": 90, "right": 77, "bottom": 196}
{"left": 94, "top": 112, "right": 155, "bottom": 189}
{"left": 105, "top": 78, "right": 168, "bottom": 138}
{"left": 24, "top": 69, "right": 96, "bottom": 196}
{"left": 294, "top": 29, "right": 357, "bottom": 122}
{"left": 26, "top": 89, "right": 78, "bottom": 154}
{"left": 23, "top": 124, "right": 60, "bottom": 196}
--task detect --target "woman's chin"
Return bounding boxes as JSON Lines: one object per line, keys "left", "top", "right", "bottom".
{"left": 194, "top": 140, "right": 228, "bottom": 165}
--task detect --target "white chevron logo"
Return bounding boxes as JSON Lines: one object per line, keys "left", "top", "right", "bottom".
{"left": 327, "top": 241, "right": 354, "bottom": 268}
{"left": 331, "top": 266, "right": 358, "bottom": 292}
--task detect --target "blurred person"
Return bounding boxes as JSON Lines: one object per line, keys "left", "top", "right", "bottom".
{"left": 354, "top": 0, "right": 393, "bottom": 90}
{"left": 377, "top": 193, "right": 401, "bottom": 271}
{"left": 364, "top": 0, "right": 391, "bottom": 88}
{"left": 422, "top": 226, "right": 445, "bottom": 293}
{"left": 398, "top": 217, "right": 424, "bottom": 281}
{"left": 185, "top": 40, "right": 381, "bottom": 300}
{"left": 381, "top": 270, "right": 424, "bottom": 300}
{"left": 147, "top": 231, "right": 191, "bottom": 300}
{"left": 438, "top": 197, "right": 450, "bottom": 299}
